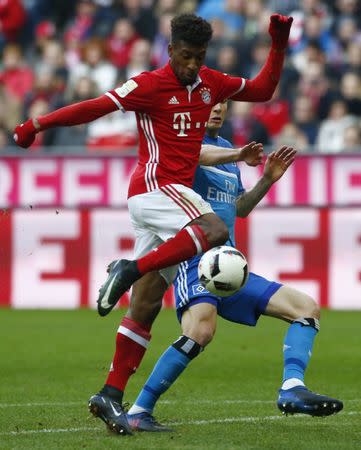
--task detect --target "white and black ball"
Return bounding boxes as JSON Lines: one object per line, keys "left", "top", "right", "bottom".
{"left": 198, "top": 246, "right": 249, "bottom": 297}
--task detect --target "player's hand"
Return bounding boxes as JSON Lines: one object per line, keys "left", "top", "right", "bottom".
{"left": 237, "top": 141, "right": 264, "bottom": 166}
{"left": 268, "top": 14, "right": 293, "bottom": 50}
{"left": 263, "top": 146, "right": 297, "bottom": 183}
{"left": 13, "top": 119, "right": 37, "bottom": 148}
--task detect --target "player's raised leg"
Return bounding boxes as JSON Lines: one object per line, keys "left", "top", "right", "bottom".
{"left": 264, "top": 286, "right": 343, "bottom": 416}
{"left": 97, "top": 184, "right": 228, "bottom": 316}
{"left": 127, "top": 302, "right": 217, "bottom": 432}
{"left": 89, "top": 272, "right": 167, "bottom": 434}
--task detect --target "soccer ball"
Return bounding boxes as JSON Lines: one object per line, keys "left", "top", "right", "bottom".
{"left": 198, "top": 246, "right": 249, "bottom": 297}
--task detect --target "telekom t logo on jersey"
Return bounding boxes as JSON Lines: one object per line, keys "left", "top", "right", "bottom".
{"left": 172, "top": 112, "right": 207, "bottom": 137}
{"left": 173, "top": 112, "right": 191, "bottom": 137}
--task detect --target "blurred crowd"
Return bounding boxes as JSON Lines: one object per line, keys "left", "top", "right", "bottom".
{"left": 0, "top": 0, "right": 360, "bottom": 153}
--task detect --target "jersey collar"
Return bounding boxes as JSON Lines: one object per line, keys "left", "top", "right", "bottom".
{"left": 188, "top": 75, "right": 202, "bottom": 91}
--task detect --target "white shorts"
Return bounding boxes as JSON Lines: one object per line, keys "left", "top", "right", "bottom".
{"left": 128, "top": 184, "right": 214, "bottom": 285}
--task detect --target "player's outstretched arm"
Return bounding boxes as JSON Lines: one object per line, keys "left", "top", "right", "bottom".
{"left": 236, "top": 146, "right": 296, "bottom": 217}
{"left": 13, "top": 95, "right": 118, "bottom": 149}
{"left": 199, "top": 142, "right": 263, "bottom": 166}
{"left": 231, "top": 14, "right": 293, "bottom": 103}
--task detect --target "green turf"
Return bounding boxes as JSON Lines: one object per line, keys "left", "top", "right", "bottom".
{"left": 0, "top": 309, "right": 360, "bottom": 449}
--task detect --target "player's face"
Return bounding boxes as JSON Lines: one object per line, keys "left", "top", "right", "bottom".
{"left": 207, "top": 102, "right": 228, "bottom": 131}
{"left": 168, "top": 41, "right": 207, "bottom": 86}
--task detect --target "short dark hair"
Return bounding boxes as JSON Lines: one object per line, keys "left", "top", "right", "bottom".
{"left": 171, "top": 14, "right": 213, "bottom": 47}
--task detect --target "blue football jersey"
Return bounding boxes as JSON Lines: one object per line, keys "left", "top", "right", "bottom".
{"left": 173, "top": 134, "right": 282, "bottom": 322}
{"left": 193, "top": 134, "right": 245, "bottom": 247}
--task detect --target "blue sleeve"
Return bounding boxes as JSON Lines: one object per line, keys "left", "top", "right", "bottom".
{"left": 218, "top": 137, "right": 233, "bottom": 149}
{"left": 237, "top": 166, "right": 245, "bottom": 195}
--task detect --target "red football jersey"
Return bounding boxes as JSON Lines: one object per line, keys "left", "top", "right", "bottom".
{"left": 106, "top": 63, "right": 246, "bottom": 198}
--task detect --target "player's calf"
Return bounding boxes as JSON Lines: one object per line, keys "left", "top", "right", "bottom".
{"left": 281, "top": 316, "right": 319, "bottom": 391}
{"left": 276, "top": 309, "right": 343, "bottom": 417}
{"left": 127, "top": 272, "right": 167, "bottom": 325}
{"left": 128, "top": 335, "right": 204, "bottom": 418}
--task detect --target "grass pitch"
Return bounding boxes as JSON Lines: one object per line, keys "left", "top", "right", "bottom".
{"left": 0, "top": 309, "right": 360, "bottom": 449}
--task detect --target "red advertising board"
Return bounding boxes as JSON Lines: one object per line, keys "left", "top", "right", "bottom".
{"left": 1, "top": 154, "right": 361, "bottom": 208}
{"left": 1, "top": 208, "right": 360, "bottom": 309}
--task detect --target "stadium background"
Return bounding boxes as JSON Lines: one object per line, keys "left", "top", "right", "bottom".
{"left": 1, "top": 3, "right": 361, "bottom": 449}
{"left": 0, "top": 0, "right": 360, "bottom": 310}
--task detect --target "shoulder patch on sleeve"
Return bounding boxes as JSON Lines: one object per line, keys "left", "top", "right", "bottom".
{"left": 115, "top": 79, "right": 138, "bottom": 98}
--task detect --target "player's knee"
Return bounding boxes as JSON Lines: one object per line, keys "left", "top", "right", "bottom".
{"left": 193, "top": 322, "right": 215, "bottom": 347}
{"left": 198, "top": 330, "right": 214, "bottom": 347}
{"left": 208, "top": 220, "right": 229, "bottom": 247}
{"left": 290, "top": 294, "right": 320, "bottom": 321}
{"left": 194, "top": 214, "right": 229, "bottom": 247}
{"left": 302, "top": 295, "right": 320, "bottom": 320}
{"left": 184, "top": 321, "right": 215, "bottom": 347}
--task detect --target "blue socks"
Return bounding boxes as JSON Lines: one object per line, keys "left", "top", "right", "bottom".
{"left": 282, "top": 318, "right": 319, "bottom": 387}
{"left": 128, "top": 318, "right": 320, "bottom": 413}
{"left": 129, "top": 336, "right": 202, "bottom": 415}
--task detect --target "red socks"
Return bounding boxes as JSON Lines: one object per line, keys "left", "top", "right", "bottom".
{"left": 137, "top": 225, "right": 211, "bottom": 275}
{"left": 106, "top": 317, "right": 151, "bottom": 392}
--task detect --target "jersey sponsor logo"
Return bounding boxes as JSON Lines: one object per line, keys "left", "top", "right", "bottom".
{"left": 192, "top": 283, "right": 209, "bottom": 295}
{"left": 200, "top": 87, "right": 211, "bottom": 104}
{"left": 225, "top": 179, "right": 236, "bottom": 192}
{"left": 207, "top": 187, "right": 236, "bottom": 205}
{"left": 168, "top": 96, "right": 180, "bottom": 104}
{"left": 115, "top": 79, "right": 138, "bottom": 98}
{"left": 173, "top": 112, "right": 191, "bottom": 137}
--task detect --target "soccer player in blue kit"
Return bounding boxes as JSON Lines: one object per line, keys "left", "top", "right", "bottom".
{"left": 126, "top": 101, "right": 343, "bottom": 431}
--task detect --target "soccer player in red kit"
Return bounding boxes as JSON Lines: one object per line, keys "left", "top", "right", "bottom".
{"left": 14, "top": 13, "right": 293, "bottom": 435}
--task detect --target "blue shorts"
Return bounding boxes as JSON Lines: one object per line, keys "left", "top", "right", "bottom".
{"left": 174, "top": 258, "right": 282, "bottom": 326}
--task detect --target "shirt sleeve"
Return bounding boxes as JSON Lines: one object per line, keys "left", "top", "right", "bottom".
{"left": 38, "top": 95, "right": 118, "bottom": 130}
{"left": 105, "top": 72, "right": 158, "bottom": 113}
{"left": 230, "top": 48, "right": 285, "bottom": 102}
{"left": 237, "top": 166, "right": 245, "bottom": 195}
{"left": 211, "top": 70, "right": 246, "bottom": 104}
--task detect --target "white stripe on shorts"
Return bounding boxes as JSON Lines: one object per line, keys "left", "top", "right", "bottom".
{"left": 177, "top": 261, "right": 189, "bottom": 308}
{"left": 166, "top": 185, "right": 201, "bottom": 217}
{"left": 161, "top": 185, "right": 199, "bottom": 220}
